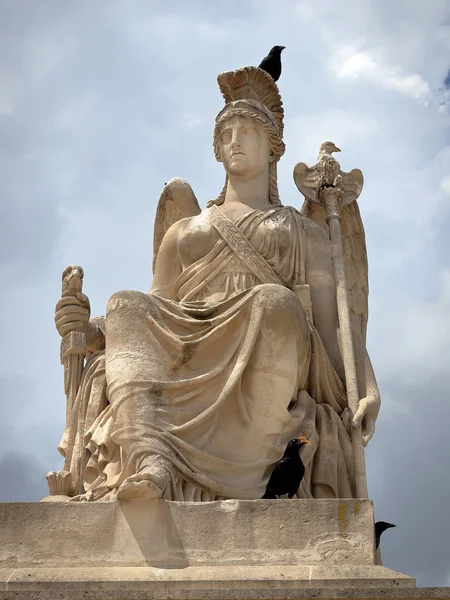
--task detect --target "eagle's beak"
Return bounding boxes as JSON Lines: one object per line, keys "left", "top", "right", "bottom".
{"left": 334, "top": 146, "right": 341, "bottom": 152}
{"left": 299, "top": 436, "right": 311, "bottom": 445}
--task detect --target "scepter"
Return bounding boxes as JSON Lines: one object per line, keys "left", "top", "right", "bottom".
{"left": 294, "top": 144, "right": 368, "bottom": 498}
{"left": 45, "top": 265, "right": 87, "bottom": 498}
{"left": 319, "top": 185, "right": 368, "bottom": 498}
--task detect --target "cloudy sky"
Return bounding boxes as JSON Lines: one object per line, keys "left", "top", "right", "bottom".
{"left": 1, "top": 0, "right": 449, "bottom": 587}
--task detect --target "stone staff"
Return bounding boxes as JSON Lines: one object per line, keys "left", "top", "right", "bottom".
{"left": 45, "top": 266, "right": 87, "bottom": 498}
{"left": 294, "top": 144, "right": 369, "bottom": 498}
{"left": 318, "top": 185, "right": 368, "bottom": 498}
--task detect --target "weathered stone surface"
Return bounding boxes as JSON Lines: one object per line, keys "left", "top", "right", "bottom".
{"left": 309, "top": 564, "right": 415, "bottom": 587}
{"left": 0, "top": 568, "right": 447, "bottom": 600}
{"left": 4, "top": 499, "right": 443, "bottom": 599}
{"left": 1, "top": 499, "right": 375, "bottom": 568}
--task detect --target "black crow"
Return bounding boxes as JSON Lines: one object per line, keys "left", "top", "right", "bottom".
{"left": 258, "top": 46, "right": 286, "bottom": 82}
{"left": 262, "top": 437, "right": 310, "bottom": 499}
{"left": 375, "top": 521, "right": 396, "bottom": 549}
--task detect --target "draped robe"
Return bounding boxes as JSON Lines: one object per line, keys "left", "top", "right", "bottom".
{"left": 63, "top": 206, "right": 355, "bottom": 501}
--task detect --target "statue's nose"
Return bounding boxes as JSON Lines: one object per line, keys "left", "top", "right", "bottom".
{"left": 230, "top": 139, "right": 242, "bottom": 153}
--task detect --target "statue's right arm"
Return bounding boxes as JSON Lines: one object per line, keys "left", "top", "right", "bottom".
{"left": 149, "top": 219, "right": 184, "bottom": 300}
{"left": 55, "top": 295, "right": 105, "bottom": 352}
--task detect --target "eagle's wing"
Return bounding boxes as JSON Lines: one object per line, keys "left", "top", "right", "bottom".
{"left": 340, "top": 168, "right": 364, "bottom": 205}
{"left": 293, "top": 162, "right": 322, "bottom": 203}
{"left": 153, "top": 178, "right": 201, "bottom": 273}
{"left": 299, "top": 192, "right": 369, "bottom": 345}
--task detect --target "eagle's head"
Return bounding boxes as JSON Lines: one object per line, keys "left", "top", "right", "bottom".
{"left": 62, "top": 265, "right": 84, "bottom": 294}
{"left": 319, "top": 141, "right": 341, "bottom": 156}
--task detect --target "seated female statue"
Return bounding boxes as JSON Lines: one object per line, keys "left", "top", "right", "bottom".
{"left": 54, "top": 67, "right": 380, "bottom": 502}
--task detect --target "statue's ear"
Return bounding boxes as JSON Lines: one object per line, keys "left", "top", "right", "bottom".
{"left": 269, "top": 151, "right": 276, "bottom": 163}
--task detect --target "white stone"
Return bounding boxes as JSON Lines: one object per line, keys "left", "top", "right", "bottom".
{"left": 50, "top": 66, "right": 380, "bottom": 504}
{"left": 3, "top": 498, "right": 442, "bottom": 599}
{"left": 1, "top": 499, "right": 376, "bottom": 568}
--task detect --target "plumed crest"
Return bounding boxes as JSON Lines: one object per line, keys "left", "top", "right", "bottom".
{"left": 153, "top": 178, "right": 201, "bottom": 273}
{"left": 217, "top": 66, "right": 284, "bottom": 135}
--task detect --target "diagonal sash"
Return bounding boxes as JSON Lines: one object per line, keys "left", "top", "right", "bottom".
{"left": 208, "top": 204, "right": 285, "bottom": 287}
{"left": 207, "top": 204, "right": 314, "bottom": 323}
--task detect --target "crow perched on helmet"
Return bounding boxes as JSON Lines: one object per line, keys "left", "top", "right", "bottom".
{"left": 258, "top": 46, "right": 286, "bottom": 82}
{"left": 262, "top": 437, "right": 310, "bottom": 499}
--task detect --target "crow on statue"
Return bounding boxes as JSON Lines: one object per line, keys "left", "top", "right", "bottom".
{"left": 262, "top": 437, "right": 310, "bottom": 499}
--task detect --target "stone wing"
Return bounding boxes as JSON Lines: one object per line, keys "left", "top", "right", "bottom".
{"left": 293, "top": 161, "right": 323, "bottom": 202}
{"left": 153, "top": 178, "right": 201, "bottom": 273}
{"left": 340, "top": 168, "right": 364, "bottom": 206}
{"left": 300, "top": 197, "right": 369, "bottom": 344}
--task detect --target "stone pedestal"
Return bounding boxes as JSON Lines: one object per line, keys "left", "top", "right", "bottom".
{"left": 0, "top": 499, "right": 447, "bottom": 599}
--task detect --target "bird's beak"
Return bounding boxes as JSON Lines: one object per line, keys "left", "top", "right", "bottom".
{"left": 281, "top": 46, "right": 286, "bottom": 50}
{"left": 334, "top": 147, "right": 341, "bottom": 152}
{"left": 298, "top": 436, "right": 311, "bottom": 445}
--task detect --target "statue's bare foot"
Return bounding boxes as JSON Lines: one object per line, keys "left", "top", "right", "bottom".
{"left": 117, "top": 473, "right": 163, "bottom": 500}
{"left": 117, "top": 462, "right": 171, "bottom": 500}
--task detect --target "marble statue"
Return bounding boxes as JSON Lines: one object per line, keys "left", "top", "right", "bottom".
{"left": 50, "top": 65, "right": 380, "bottom": 502}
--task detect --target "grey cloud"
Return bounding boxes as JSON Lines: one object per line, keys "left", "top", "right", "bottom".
{"left": 367, "top": 373, "right": 450, "bottom": 586}
{"left": 0, "top": 375, "right": 34, "bottom": 446}
{"left": 0, "top": 453, "right": 48, "bottom": 502}
{"left": 0, "top": 375, "right": 62, "bottom": 501}
{"left": 444, "top": 68, "right": 450, "bottom": 88}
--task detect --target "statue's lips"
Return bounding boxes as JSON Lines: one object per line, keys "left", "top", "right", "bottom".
{"left": 231, "top": 152, "right": 245, "bottom": 157}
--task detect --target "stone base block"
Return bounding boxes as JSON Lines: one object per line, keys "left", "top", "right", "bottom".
{"left": 0, "top": 499, "right": 446, "bottom": 599}
{"left": 1, "top": 499, "right": 375, "bottom": 568}
{"left": 0, "top": 566, "right": 447, "bottom": 599}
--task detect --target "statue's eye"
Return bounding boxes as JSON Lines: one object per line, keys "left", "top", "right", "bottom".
{"left": 220, "top": 130, "right": 232, "bottom": 144}
{"left": 245, "top": 127, "right": 257, "bottom": 136}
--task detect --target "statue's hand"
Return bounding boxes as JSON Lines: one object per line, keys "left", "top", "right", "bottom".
{"left": 351, "top": 393, "right": 380, "bottom": 447}
{"left": 55, "top": 293, "right": 91, "bottom": 338}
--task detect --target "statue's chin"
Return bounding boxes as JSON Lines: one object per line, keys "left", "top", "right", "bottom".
{"left": 226, "top": 165, "right": 248, "bottom": 178}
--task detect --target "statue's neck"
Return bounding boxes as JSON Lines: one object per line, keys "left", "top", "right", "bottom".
{"left": 224, "top": 170, "right": 272, "bottom": 210}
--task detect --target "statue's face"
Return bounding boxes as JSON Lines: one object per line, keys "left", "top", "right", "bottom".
{"left": 218, "top": 115, "right": 271, "bottom": 179}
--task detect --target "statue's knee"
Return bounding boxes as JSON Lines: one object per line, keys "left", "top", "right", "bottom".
{"left": 107, "top": 290, "right": 151, "bottom": 316}
{"left": 254, "top": 284, "right": 300, "bottom": 317}
{"left": 253, "top": 284, "right": 308, "bottom": 339}
{"left": 107, "top": 291, "right": 133, "bottom": 314}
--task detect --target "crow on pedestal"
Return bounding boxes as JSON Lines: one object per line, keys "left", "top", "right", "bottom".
{"left": 375, "top": 521, "right": 396, "bottom": 549}
{"left": 262, "top": 437, "right": 310, "bottom": 499}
